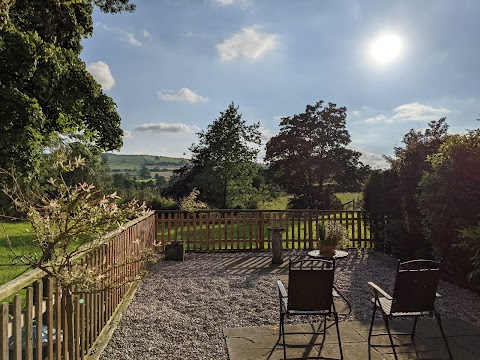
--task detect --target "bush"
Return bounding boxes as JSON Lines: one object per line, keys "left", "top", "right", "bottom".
{"left": 418, "top": 130, "right": 480, "bottom": 282}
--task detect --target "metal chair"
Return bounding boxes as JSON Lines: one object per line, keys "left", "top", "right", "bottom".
{"left": 367, "top": 259, "right": 453, "bottom": 360}
{"left": 276, "top": 259, "right": 343, "bottom": 359}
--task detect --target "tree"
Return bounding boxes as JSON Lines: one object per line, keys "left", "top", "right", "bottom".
{"left": 155, "top": 174, "right": 167, "bottom": 188}
{"left": 381, "top": 118, "right": 449, "bottom": 257}
{"left": 265, "top": 101, "right": 361, "bottom": 209}
{"left": 169, "top": 102, "right": 261, "bottom": 208}
{"left": 140, "top": 165, "right": 151, "bottom": 179}
{"left": 418, "top": 129, "right": 480, "bottom": 281}
{"left": 0, "top": 0, "right": 135, "bottom": 175}
{"left": 2, "top": 155, "right": 150, "bottom": 359}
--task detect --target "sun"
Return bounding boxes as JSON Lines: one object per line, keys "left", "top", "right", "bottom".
{"left": 370, "top": 34, "right": 402, "bottom": 64}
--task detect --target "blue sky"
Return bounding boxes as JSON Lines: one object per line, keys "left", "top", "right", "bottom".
{"left": 80, "top": 0, "right": 480, "bottom": 168}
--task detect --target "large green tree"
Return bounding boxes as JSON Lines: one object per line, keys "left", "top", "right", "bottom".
{"left": 0, "top": 0, "right": 134, "bottom": 175}
{"left": 418, "top": 129, "right": 480, "bottom": 281}
{"left": 265, "top": 100, "right": 361, "bottom": 209}
{"left": 384, "top": 118, "right": 449, "bottom": 256}
{"left": 169, "top": 102, "right": 261, "bottom": 209}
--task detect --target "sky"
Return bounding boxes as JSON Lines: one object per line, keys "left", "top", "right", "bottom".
{"left": 80, "top": 0, "right": 480, "bottom": 168}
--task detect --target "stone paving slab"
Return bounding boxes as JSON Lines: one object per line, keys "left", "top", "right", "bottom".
{"left": 224, "top": 318, "right": 479, "bottom": 359}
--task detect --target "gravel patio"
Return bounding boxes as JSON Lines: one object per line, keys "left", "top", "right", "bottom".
{"left": 99, "top": 250, "right": 480, "bottom": 359}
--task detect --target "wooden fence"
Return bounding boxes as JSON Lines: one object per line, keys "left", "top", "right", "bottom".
{"left": 156, "top": 209, "right": 373, "bottom": 251}
{"left": 0, "top": 213, "right": 157, "bottom": 360}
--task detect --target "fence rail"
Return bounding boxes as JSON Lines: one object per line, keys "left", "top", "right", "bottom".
{"left": 156, "top": 209, "right": 373, "bottom": 251}
{"left": 0, "top": 212, "right": 157, "bottom": 360}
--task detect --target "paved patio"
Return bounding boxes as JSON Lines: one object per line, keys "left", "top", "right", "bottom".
{"left": 224, "top": 317, "right": 480, "bottom": 359}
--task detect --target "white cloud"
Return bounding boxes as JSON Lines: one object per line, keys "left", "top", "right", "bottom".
{"left": 126, "top": 32, "right": 142, "bottom": 46}
{"left": 213, "top": 0, "right": 249, "bottom": 6}
{"left": 354, "top": 103, "right": 451, "bottom": 125}
{"left": 349, "top": 145, "right": 388, "bottom": 169}
{"left": 359, "top": 151, "right": 388, "bottom": 169}
{"left": 158, "top": 88, "right": 209, "bottom": 103}
{"left": 357, "top": 114, "right": 391, "bottom": 125}
{"left": 95, "top": 22, "right": 145, "bottom": 47}
{"left": 259, "top": 128, "right": 275, "bottom": 143}
{"left": 216, "top": 27, "right": 278, "bottom": 61}
{"left": 123, "top": 130, "right": 133, "bottom": 139}
{"left": 391, "top": 102, "right": 450, "bottom": 121}
{"left": 86, "top": 61, "right": 115, "bottom": 90}
{"left": 134, "top": 122, "right": 197, "bottom": 134}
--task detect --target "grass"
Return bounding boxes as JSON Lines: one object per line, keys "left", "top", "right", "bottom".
{"left": 335, "top": 192, "right": 362, "bottom": 209}
{"left": 261, "top": 192, "right": 363, "bottom": 211}
{"left": 0, "top": 221, "right": 39, "bottom": 286}
{"left": 261, "top": 194, "right": 292, "bottom": 210}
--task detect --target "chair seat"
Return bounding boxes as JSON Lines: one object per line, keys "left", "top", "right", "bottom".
{"left": 287, "top": 309, "right": 331, "bottom": 315}
{"left": 372, "top": 297, "right": 435, "bottom": 317}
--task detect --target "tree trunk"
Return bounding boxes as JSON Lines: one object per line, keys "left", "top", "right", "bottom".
{"left": 65, "top": 287, "right": 75, "bottom": 360}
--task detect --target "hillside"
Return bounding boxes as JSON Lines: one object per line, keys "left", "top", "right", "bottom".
{"left": 102, "top": 154, "right": 188, "bottom": 179}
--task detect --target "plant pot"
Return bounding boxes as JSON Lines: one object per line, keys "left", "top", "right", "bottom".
{"left": 319, "top": 245, "right": 336, "bottom": 257}
{"left": 164, "top": 242, "right": 185, "bottom": 261}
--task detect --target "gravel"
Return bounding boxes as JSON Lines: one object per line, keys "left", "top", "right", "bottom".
{"left": 100, "top": 250, "right": 480, "bottom": 360}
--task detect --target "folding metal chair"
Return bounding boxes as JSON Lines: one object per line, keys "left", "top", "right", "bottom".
{"left": 368, "top": 259, "right": 452, "bottom": 360}
{"left": 276, "top": 259, "right": 343, "bottom": 359}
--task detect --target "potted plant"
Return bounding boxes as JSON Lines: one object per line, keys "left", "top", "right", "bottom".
{"left": 164, "top": 188, "right": 207, "bottom": 261}
{"left": 318, "top": 220, "right": 349, "bottom": 256}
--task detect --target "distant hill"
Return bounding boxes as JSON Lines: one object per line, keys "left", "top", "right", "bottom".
{"left": 102, "top": 154, "right": 188, "bottom": 179}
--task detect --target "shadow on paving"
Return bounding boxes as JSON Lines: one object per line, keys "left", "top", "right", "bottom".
{"left": 224, "top": 318, "right": 480, "bottom": 359}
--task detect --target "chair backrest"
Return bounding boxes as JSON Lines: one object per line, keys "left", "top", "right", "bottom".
{"left": 391, "top": 259, "right": 440, "bottom": 313}
{"left": 287, "top": 259, "right": 335, "bottom": 312}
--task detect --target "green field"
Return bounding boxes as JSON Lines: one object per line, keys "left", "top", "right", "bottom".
{"left": 262, "top": 192, "right": 362, "bottom": 210}
{"left": 335, "top": 192, "right": 362, "bottom": 210}
{"left": 103, "top": 153, "right": 187, "bottom": 179}
{"left": 0, "top": 222, "right": 38, "bottom": 286}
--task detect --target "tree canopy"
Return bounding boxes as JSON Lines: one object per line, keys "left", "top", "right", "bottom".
{"left": 418, "top": 129, "right": 480, "bottom": 278}
{"left": 168, "top": 102, "right": 261, "bottom": 208}
{"left": 364, "top": 118, "right": 450, "bottom": 257}
{"left": 0, "top": 0, "right": 135, "bottom": 174}
{"left": 265, "top": 100, "right": 361, "bottom": 209}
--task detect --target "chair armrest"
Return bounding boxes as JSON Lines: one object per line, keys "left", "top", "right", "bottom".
{"left": 276, "top": 280, "right": 287, "bottom": 298}
{"left": 276, "top": 280, "right": 288, "bottom": 312}
{"left": 367, "top": 281, "right": 392, "bottom": 300}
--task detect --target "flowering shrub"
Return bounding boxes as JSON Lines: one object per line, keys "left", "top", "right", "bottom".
{"left": 321, "top": 221, "right": 349, "bottom": 249}
{"left": 179, "top": 188, "right": 207, "bottom": 212}
{"left": 2, "top": 155, "right": 150, "bottom": 290}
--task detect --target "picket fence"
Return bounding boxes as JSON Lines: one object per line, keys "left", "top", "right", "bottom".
{"left": 156, "top": 209, "right": 373, "bottom": 250}
{"left": 0, "top": 213, "right": 157, "bottom": 360}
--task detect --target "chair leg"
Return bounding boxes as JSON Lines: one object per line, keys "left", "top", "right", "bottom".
{"left": 368, "top": 302, "right": 377, "bottom": 344}
{"left": 334, "top": 312, "right": 343, "bottom": 360}
{"left": 411, "top": 316, "right": 418, "bottom": 339}
{"left": 382, "top": 315, "right": 398, "bottom": 360}
{"left": 434, "top": 311, "right": 453, "bottom": 360}
{"left": 281, "top": 314, "right": 287, "bottom": 360}
{"left": 278, "top": 312, "right": 283, "bottom": 341}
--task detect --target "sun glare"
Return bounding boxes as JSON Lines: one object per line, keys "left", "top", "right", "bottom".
{"left": 370, "top": 34, "right": 402, "bottom": 64}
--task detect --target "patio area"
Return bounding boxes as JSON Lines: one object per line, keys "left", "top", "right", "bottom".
{"left": 224, "top": 317, "right": 480, "bottom": 359}
{"left": 100, "top": 250, "right": 480, "bottom": 359}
